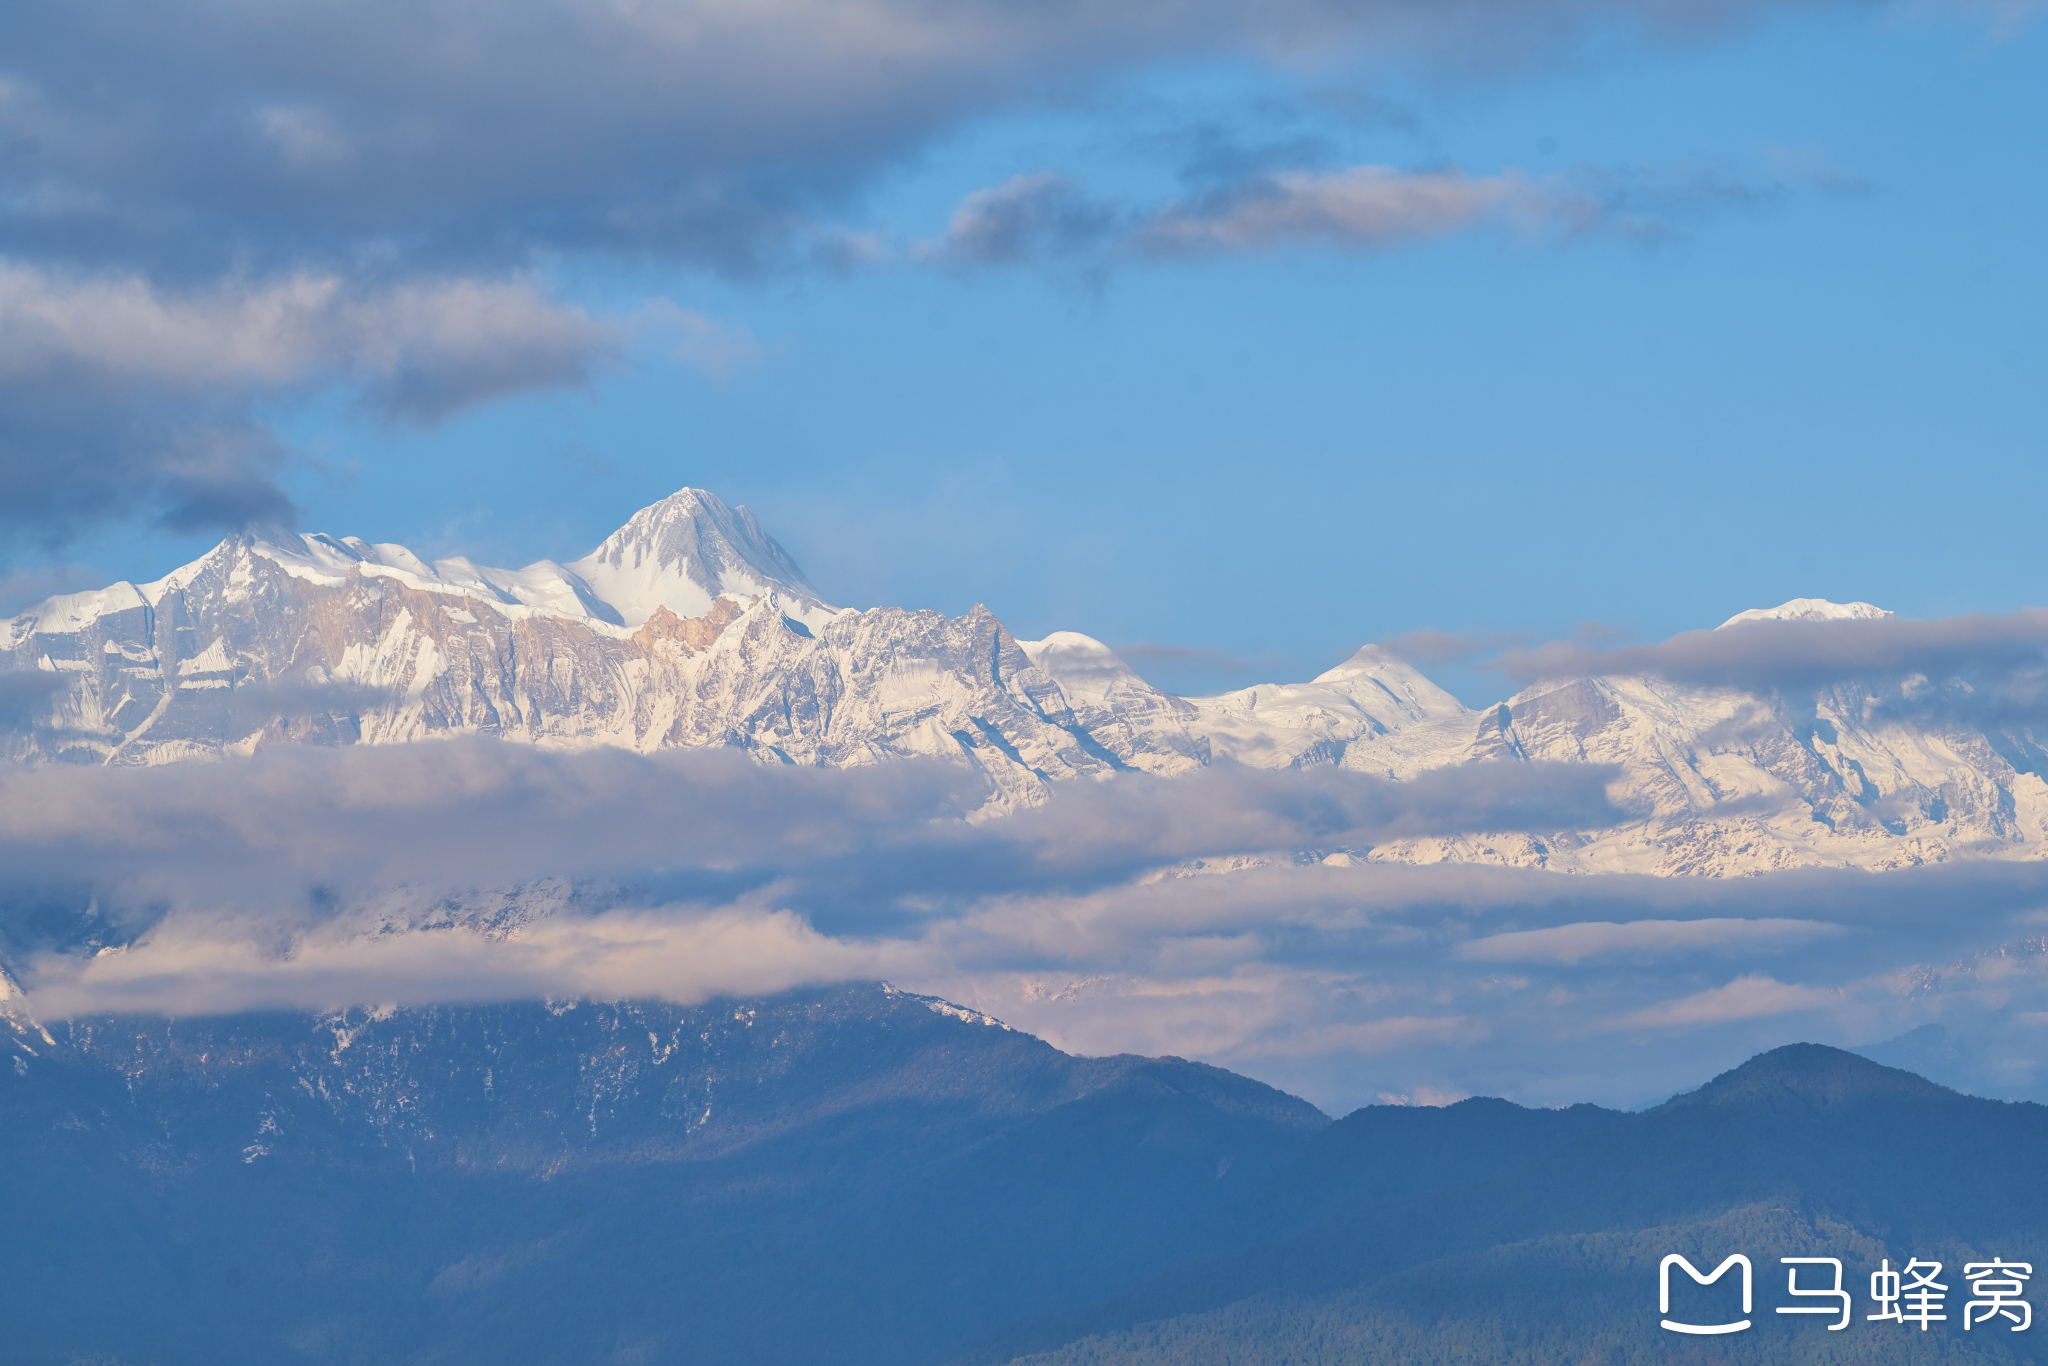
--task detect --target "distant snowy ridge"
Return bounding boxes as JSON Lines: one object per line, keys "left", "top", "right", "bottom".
{"left": 1718, "top": 598, "right": 1893, "bottom": 628}
{"left": 0, "top": 487, "right": 1203, "bottom": 804}
{"left": 235, "top": 487, "right": 838, "bottom": 633}
{"left": 881, "top": 983, "right": 1013, "bottom": 1030}
{"left": 5, "top": 486, "right": 2047, "bottom": 875}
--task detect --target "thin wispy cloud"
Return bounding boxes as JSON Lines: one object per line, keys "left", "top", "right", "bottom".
{"left": 1457, "top": 917, "right": 1846, "bottom": 965}
{"left": 1135, "top": 166, "right": 1549, "bottom": 256}
{"left": 1605, "top": 974, "right": 1841, "bottom": 1030}
{"left": 920, "top": 156, "right": 1857, "bottom": 268}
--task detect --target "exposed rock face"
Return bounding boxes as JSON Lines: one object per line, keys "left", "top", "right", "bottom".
{"left": 6, "top": 487, "right": 2048, "bottom": 872}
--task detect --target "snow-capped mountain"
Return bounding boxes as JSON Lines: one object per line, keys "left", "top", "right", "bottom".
{"left": 1156, "top": 594, "right": 2048, "bottom": 874}
{"left": 5, "top": 487, "right": 2046, "bottom": 873}
{"left": 0, "top": 488, "right": 1204, "bottom": 804}
{"left": 1720, "top": 597, "right": 1892, "bottom": 627}
{"left": 566, "top": 488, "right": 827, "bottom": 627}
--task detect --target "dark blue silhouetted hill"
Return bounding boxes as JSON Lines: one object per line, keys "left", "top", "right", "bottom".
{"left": 4, "top": 995, "right": 2042, "bottom": 1365}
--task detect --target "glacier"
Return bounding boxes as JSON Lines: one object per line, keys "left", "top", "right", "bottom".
{"left": 6, "top": 485, "right": 2048, "bottom": 876}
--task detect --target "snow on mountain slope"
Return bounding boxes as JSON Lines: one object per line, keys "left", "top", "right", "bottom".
{"left": 1186, "top": 644, "right": 1476, "bottom": 775}
{"left": 1015, "top": 633, "right": 1207, "bottom": 777}
{"left": 243, "top": 525, "right": 629, "bottom": 626}
{"left": 3, "top": 483, "right": 2045, "bottom": 879}
{"left": 1352, "top": 604, "right": 2048, "bottom": 875}
{"left": 1719, "top": 598, "right": 1892, "bottom": 627}
{"left": 0, "top": 489, "right": 1202, "bottom": 802}
{"left": 1491, "top": 673, "right": 2048, "bottom": 874}
{"left": 566, "top": 487, "right": 834, "bottom": 628}
{"left": 1094, "top": 601, "right": 2048, "bottom": 875}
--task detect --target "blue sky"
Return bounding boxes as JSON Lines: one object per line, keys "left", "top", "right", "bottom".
{"left": 5, "top": 0, "right": 2042, "bottom": 704}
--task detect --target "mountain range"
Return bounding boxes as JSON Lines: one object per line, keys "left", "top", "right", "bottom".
{"left": 5, "top": 486, "right": 2045, "bottom": 875}
{"left": 3, "top": 985, "right": 2041, "bottom": 1365}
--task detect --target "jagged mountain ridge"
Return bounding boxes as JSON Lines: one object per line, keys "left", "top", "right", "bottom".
{"left": 0, "top": 488, "right": 1207, "bottom": 806}
{"left": 5, "top": 488, "right": 2047, "bottom": 872}
{"left": 9, "top": 1002, "right": 2032, "bottom": 1366}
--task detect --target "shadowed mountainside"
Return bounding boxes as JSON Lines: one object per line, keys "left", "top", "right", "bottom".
{"left": 969, "top": 1045, "right": 2048, "bottom": 1365}
{"left": 7, "top": 978, "right": 2046, "bottom": 1365}
{"left": 1, "top": 983, "right": 1322, "bottom": 1366}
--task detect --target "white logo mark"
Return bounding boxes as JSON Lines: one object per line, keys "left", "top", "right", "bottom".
{"left": 1660, "top": 1254, "right": 1752, "bottom": 1335}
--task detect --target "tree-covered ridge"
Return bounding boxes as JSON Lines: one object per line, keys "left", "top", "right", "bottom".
{"left": 981, "top": 1047, "right": 2048, "bottom": 1365}
{"left": 6, "top": 990, "right": 2043, "bottom": 1365}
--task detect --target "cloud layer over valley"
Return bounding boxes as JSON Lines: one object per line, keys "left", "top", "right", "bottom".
{"left": 7, "top": 740, "right": 2047, "bottom": 1114}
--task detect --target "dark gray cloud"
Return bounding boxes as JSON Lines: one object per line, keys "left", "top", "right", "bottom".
{"left": 0, "top": 0, "right": 1865, "bottom": 545}
{"left": 1490, "top": 608, "right": 2048, "bottom": 699}
{"left": 0, "top": 267, "right": 620, "bottom": 547}
{"left": 0, "top": 397, "right": 297, "bottom": 546}
{"left": 917, "top": 174, "right": 1121, "bottom": 267}
{"left": 0, "top": 0, "right": 1853, "bottom": 280}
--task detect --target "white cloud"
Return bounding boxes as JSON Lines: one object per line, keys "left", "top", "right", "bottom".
{"left": 1606, "top": 974, "right": 1840, "bottom": 1030}
{"left": 1137, "top": 166, "right": 1547, "bottom": 255}
{"left": 25, "top": 905, "right": 926, "bottom": 1019}
{"left": 8, "top": 740, "right": 2048, "bottom": 1112}
{"left": 1459, "top": 917, "right": 1845, "bottom": 965}
{"left": 0, "top": 263, "right": 616, "bottom": 421}
{"left": 1232, "top": 1014, "right": 1490, "bottom": 1058}
{"left": 1376, "top": 1086, "right": 1472, "bottom": 1107}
